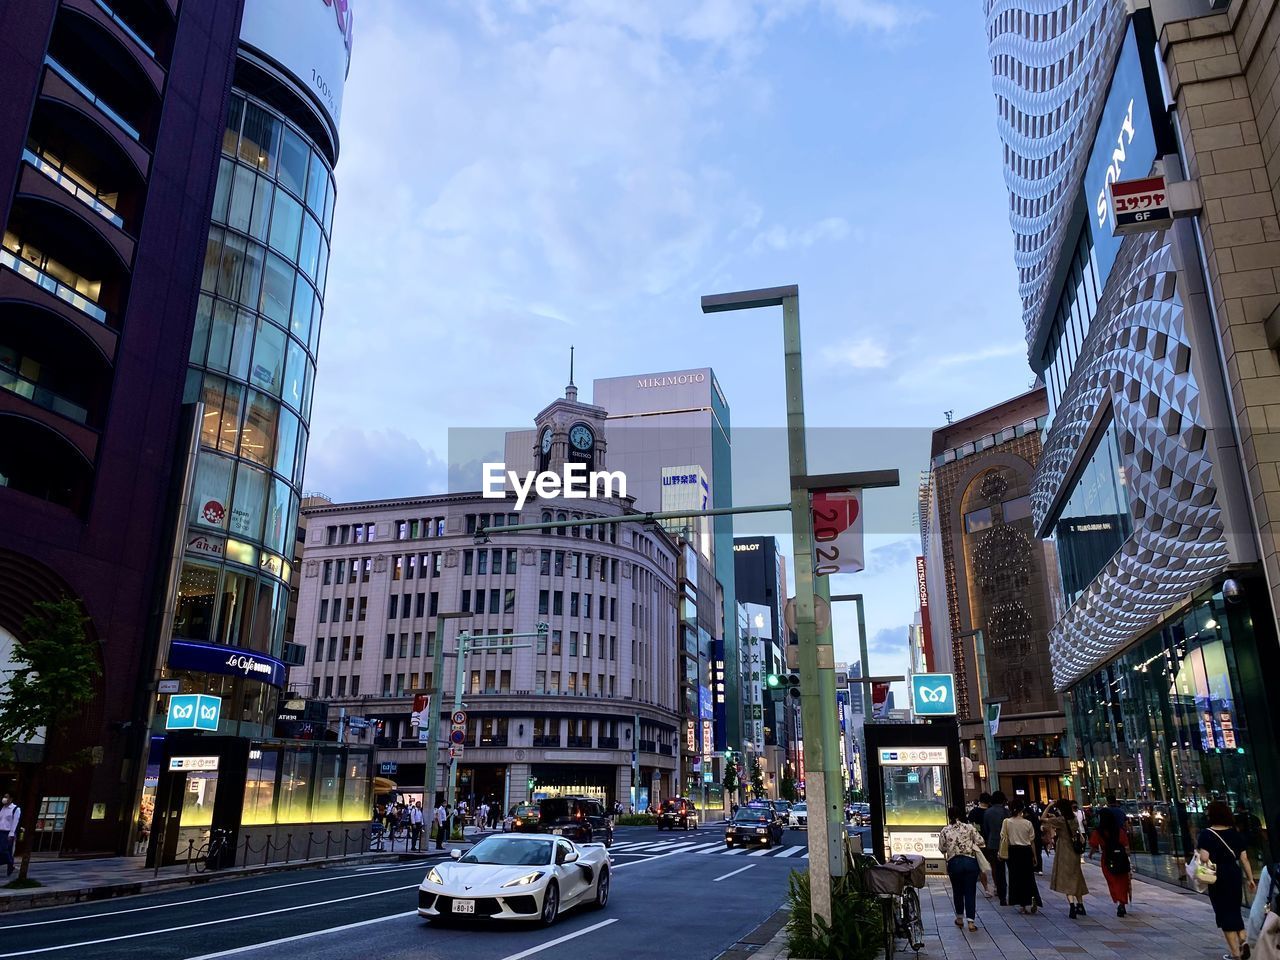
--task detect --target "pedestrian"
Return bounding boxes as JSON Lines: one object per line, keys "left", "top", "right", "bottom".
{"left": 434, "top": 799, "right": 447, "bottom": 850}
{"left": 478, "top": 801, "right": 488, "bottom": 832}
{"left": 1000, "top": 798, "right": 1042, "bottom": 913}
{"left": 1142, "top": 805, "right": 1160, "bottom": 855}
{"left": 0, "top": 792, "right": 20, "bottom": 877}
{"left": 939, "top": 806, "right": 987, "bottom": 932}
{"left": 1197, "top": 799, "right": 1256, "bottom": 960}
{"left": 1025, "top": 801, "right": 1044, "bottom": 874}
{"left": 1089, "top": 809, "right": 1131, "bottom": 916}
{"left": 409, "top": 801, "right": 424, "bottom": 850}
{"left": 982, "top": 790, "right": 1010, "bottom": 906}
{"left": 1043, "top": 798, "right": 1089, "bottom": 918}
{"left": 968, "top": 793, "right": 991, "bottom": 829}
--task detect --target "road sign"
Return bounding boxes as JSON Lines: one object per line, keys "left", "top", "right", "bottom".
{"left": 703, "top": 771, "right": 713, "bottom": 783}
{"left": 347, "top": 717, "right": 369, "bottom": 729}
{"left": 809, "top": 487, "right": 864, "bottom": 575}
{"left": 1108, "top": 175, "right": 1172, "bottom": 235}
{"left": 910, "top": 673, "right": 957, "bottom": 717}
{"left": 379, "top": 761, "right": 398, "bottom": 775}
{"left": 449, "top": 728, "right": 466, "bottom": 746}
{"left": 449, "top": 745, "right": 464, "bottom": 759}
{"left": 451, "top": 710, "right": 467, "bottom": 725}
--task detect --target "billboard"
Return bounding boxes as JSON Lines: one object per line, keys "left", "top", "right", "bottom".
{"left": 239, "top": 0, "right": 354, "bottom": 134}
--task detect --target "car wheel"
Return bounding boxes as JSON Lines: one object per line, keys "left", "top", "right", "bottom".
{"left": 592, "top": 867, "right": 610, "bottom": 909}
{"left": 540, "top": 881, "right": 559, "bottom": 926}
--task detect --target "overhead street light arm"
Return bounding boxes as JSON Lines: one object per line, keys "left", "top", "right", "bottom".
{"left": 700, "top": 285, "right": 798, "bottom": 312}
{"left": 792, "top": 470, "right": 900, "bottom": 491}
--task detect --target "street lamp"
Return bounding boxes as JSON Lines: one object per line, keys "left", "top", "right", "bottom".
{"left": 424, "top": 611, "right": 473, "bottom": 807}
{"left": 701, "top": 284, "right": 847, "bottom": 924}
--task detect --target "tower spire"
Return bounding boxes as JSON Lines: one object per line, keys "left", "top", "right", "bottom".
{"left": 569, "top": 345, "right": 575, "bottom": 386}
{"left": 566, "top": 345, "right": 578, "bottom": 401}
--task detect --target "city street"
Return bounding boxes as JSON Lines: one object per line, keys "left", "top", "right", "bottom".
{"left": 0, "top": 826, "right": 809, "bottom": 960}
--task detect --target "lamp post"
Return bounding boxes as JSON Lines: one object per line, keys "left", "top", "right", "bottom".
{"left": 423, "top": 611, "right": 472, "bottom": 807}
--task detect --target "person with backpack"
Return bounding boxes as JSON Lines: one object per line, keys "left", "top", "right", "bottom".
{"left": 1090, "top": 808, "right": 1132, "bottom": 916}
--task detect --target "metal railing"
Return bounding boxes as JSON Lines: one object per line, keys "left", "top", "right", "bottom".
{"left": 22, "top": 148, "right": 125, "bottom": 227}
{"left": 44, "top": 56, "right": 142, "bottom": 141}
{"left": 94, "top": 0, "right": 157, "bottom": 58}
{"left": 0, "top": 248, "right": 108, "bottom": 323}
{"left": 0, "top": 365, "right": 89, "bottom": 423}
{"left": 171, "top": 825, "right": 441, "bottom": 875}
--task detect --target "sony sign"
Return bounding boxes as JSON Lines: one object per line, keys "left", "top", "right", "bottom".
{"left": 1082, "top": 23, "right": 1157, "bottom": 286}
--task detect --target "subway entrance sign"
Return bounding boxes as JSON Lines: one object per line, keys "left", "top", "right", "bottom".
{"left": 910, "top": 674, "right": 956, "bottom": 717}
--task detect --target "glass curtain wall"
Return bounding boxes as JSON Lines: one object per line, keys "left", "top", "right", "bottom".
{"left": 1067, "top": 589, "right": 1270, "bottom": 884}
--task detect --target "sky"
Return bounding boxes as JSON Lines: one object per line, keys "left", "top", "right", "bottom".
{"left": 305, "top": 0, "right": 1035, "bottom": 694}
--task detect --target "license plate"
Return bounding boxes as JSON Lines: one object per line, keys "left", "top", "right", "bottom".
{"left": 552, "top": 828, "right": 563, "bottom": 835}
{"left": 452, "top": 899, "right": 475, "bottom": 914}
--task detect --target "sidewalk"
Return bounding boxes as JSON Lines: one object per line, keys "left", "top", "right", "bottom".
{"left": 0, "top": 840, "right": 471, "bottom": 913}
{"left": 757, "top": 857, "right": 1226, "bottom": 960}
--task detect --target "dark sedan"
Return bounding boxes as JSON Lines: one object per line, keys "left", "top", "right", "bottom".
{"left": 724, "top": 808, "right": 783, "bottom": 849}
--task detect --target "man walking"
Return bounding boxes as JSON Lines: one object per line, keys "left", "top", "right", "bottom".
{"left": 982, "top": 790, "right": 1010, "bottom": 905}
{"left": 0, "top": 792, "right": 20, "bottom": 877}
{"left": 409, "top": 801, "right": 423, "bottom": 850}
{"left": 434, "top": 799, "right": 448, "bottom": 850}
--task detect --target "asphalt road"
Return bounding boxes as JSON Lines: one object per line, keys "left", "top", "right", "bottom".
{"left": 0, "top": 825, "right": 815, "bottom": 960}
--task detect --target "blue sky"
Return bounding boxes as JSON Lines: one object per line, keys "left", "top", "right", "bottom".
{"left": 306, "top": 0, "right": 1034, "bottom": 690}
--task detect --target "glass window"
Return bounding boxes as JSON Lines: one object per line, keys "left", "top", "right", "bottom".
{"left": 190, "top": 294, "right": 212, "bottom": 365}
{"left": 201, "top": 227, "right": 223, "bottom": 292}
{"left": 204, "top": 298, "right": 232, "bottom": 372}
{"left": 313, "top": 747, "right": 343, "bottom": 821}
{"left": 249, "top": 178, "right": 274, "bottom": 241}
{"left": 291, "top": 273, "right": 314, "bottom": 344}
{"left": 263, "top": 477, "right": 292, "bottom": 554}
{"left": 223, "top": 95, "right": 243, "bottom": 156}
{"left": 316, "top": 234, "right": 329, "bottom": 293}
{"left": 242, "top": 746, "right": 278, "bottom": 825}
{"left": 306, "top": 149, "right": 327, "bottom": 213}
{"left": 240, "top": 390, "right": 278, "bottom": 467}
{"left": 190, "top": 451, "right": 232, "bottom": 530}
{"left": 240, "top": 101, "right": 280, "bottom": 175}
{"left": 239, "top": 241, "right": 265, "bottom": 307}
{"left": 274, "top": 406, "right": 299, "bottom": 479}
{"left": 299, "top": 213, "right": 322, "bottom": 280}
{"left": 964, "top": 507, "right": 993, "bottom": 534}
{"left": 282, "top": 338, "right": 306, "bottom": 413}
{"left": 1002, "top": 495, "right": 1032, "bottom": 523}
{"left": 269, "top": 190, "right": 303, "bottom": 260}
{"left": 174, "top": 560, "right": 219, "bottom": 641}
{"left": 228, "top": 308, "right": 255, "bottom": 381}
{"left": 230, "top": 461, "right": 268, "bottom": 540}
{"left": 323, "top": 172, "right": 335, "bottom": 233}
{"left": 211, "top": 157, "right": 233, "bottom": 223}
{"left": 259, "top": 252, "right": 293, "bottom": 326}
{"left": 277, "top": 125, "right": 309, "bottom": 198}
{"left": 277, "top": 748, "right": 315, "bottom": 823}
{"left": 227, "top": 164, "right": 255, "bottom": 233}
{"left": 342, "top": 751, "right": 369, "bottom": 821}
{"left": 251, "top": 319, "right": 285, "bottom": 394}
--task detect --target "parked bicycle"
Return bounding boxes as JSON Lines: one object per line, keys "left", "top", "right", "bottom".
{"left": 854, "top": 852, "right": 926, "bottom": 960}
{"left": 194, "top": 827, "right": 234, "bottom": 873}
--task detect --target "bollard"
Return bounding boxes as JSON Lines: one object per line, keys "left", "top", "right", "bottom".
{"left": 285, "top": 833, "right": 293, "bottom": 863}
{"left": 305, "top": 832, "right": 314, "bottom": 861}
{"left": 263, "top": 836, "right": 271, "bottom": 866}
{"left": 185, "top": 838, "right": 195, "bottom": 874}
{"left": 325, "top": 830, "right": 333, "bottom": 858}
{"left": 242, "top": 836, "right": 250, "bottom": 869}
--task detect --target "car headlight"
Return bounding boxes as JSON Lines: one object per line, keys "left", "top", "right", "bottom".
{"left": 501, "top": 871, "right": 545, "bottom": 888}
{"left": 756, "top": 828, "right": 767, "bottom": 834}
{"left": 426, "top": 868, "right": 444, "bottom": 885}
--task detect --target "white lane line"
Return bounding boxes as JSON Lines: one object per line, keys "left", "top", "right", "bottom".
{"left": 712, "top": 864, "right": 756, "bottom": 882}
{"left": 498, "top": 918, "right": 619, "bottom": 960}
{"left": 686, "top": 841, "right": 727, "bottom": 853}
{"left": 774, "top": 846, "right": 803, "bottom": 858}
{"left": 0, "top": 885, "right": 418, "bottom": 957}
{"left": 698, "top": 845, "right": 732, "bottom": 854}
{"left": 0, "top": 865, "right": 428, "bottom": 930}
{"left": 747, "top": 848, "right": 774, "bottom": 857}
{"left": 181, "top": 911, "right": 418, "bottom": 959}
{"left": 721, "top": 847, "right": 749, "bottom": 855}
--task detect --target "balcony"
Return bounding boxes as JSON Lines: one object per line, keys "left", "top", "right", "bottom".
{"left": 657, "top": 744, "right": 673, "bottom": 756}
{"left": 598, "top": 736, "right": 619, "bottom": 749}
{"left": 0, "top": 367, "right": 89, "bottom": 424}
{"left": 22, "top": 149, "right": 123, "bottom": 229}
{"left": 60, "top": 0, "right": 167, "bottom": 88}
{"left": 566, "top": 736, "right": 591, "bottom": 749}
{"left": 532, "top": 736, "right": 560, "bottom": 748}
{"left": 638, "top": 739, "right": 656, "bottom": 753}
{"left": 0, "top": 415, "right": 94, "bottom": 513}
{"left": 0, "top": 248, "right": 107, "bottom": 325}
{"left": 44, "top": 56, "right": 139, "bottom": 142}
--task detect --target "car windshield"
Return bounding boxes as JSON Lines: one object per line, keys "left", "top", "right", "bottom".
{"left": 662, "top": 799, "right": 685, "bottom": 811}
{"left": 538, "top": 798, "right": 573, "bottom": 822}
{"left": 733, "top": 810, "right": 769, "bottom": 823}
{"left": 460, "top": 837, "right": 553, "bottom": 866}
{"left": 794, "top": 804, "right": 807, "bottom": 813}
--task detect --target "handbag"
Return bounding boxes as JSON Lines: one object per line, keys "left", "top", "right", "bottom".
{"left": 1254, "top": 906, "right": 1280, "bottom": 960}
{"left": 1070, "top": 831, "right": 1085, "bottom": 855}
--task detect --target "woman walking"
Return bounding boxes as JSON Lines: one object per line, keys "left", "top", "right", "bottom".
{"left": 1043, "top": 798, "right": 1089, "bottom": 918}
{"left": 939, "top": 807, "right": 987, "bottom": 932}
{"left": 1000, "top": 799, "right": 1042, "bottom": 913}
{"left": 1198, "top": 800, "right": 1257, "bottom": 960}
{"left": 1090, "top": 809, "right": 1132, "bottom": 916}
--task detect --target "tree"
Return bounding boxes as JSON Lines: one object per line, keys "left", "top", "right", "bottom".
{"left": 750, "top": 758, "right": 766, "bottom": 800}
{"left": 721, "top": 760, "right": 739, "bottom": 801}
{"left": 779, "top": 770, "right": 797, "bottom": 803}
{"left": 0, "top": 598, "right": 100, "bottom": 885}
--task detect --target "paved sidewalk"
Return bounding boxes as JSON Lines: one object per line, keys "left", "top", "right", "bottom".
{"left": 763, "top": 856, "right": 1228, "bottom": 960}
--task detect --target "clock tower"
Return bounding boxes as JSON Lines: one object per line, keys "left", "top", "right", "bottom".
{"left": 534, "top": 361, "right": 608, "bottom": 476}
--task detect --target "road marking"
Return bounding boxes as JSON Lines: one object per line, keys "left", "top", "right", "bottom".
{"left": 721, "top": 847, "right": 749, "bottom": 855}
{"left": 686, "top": 841, "right": 727, "bottom": 853}
{"left": 0, "top": 865, "right": 429, "bottom": 930}
{"left": 498, "top": 918, "right": 618, "bottom": 960}
{"left": 774, "top": 846, "right": 803, "bottom": 858}
{"left": 181, "top": 911, "right": 418, "bottom": 959}
{"left": 0, "top": 885, "right": 418, "bottom": 957}
{"left": 748, "top": 848, "right": 774, "bottom": 857}
{"left": 713, "top": 864, "right": 756, "bottom": 882}
{"left": 801, "top": 851, "right": 810, "bottom": 859}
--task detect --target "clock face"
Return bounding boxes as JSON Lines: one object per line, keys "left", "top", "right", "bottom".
{"left": 569, "top": 424, "right": 594, "bottom": 451}
{"left": 541, "top": 428, "right": 553, "bottom": 453}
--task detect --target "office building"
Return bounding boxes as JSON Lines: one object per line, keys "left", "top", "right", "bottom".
{"left": 0, "top": 0, "right": 360, "bottom": 859}
{"left": 295, "top": 384, "right": 683, "bottom": 810}
{"left": 983, "top": 0, "right": 1280, "bottom": 875}
{"left": 733, "top": 536, "right": 793, "bottom": 784}
{"left": 919, "top": 388, "right": 1068, "bottom": 802}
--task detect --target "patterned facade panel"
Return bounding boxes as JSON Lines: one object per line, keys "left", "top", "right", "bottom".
{"left": 1031, "top": 228, "right": 1230, "bottom": 690}
{"left": 983, "top": 0, "right": 1127, "bottom": 343}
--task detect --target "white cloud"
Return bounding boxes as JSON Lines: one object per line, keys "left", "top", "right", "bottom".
{"left": 750, "top": 216, "right": 851, "bottom": 253}
{"left": 821, "top": 336, "right": 891, "bottom": 370}
{"left": 821, "top": 0, "right": 924, "bottom": 31}
{"left": 932, "top": 341, "right": 1027, "bottom": 368}
{"left": 304, "top": 427, "right": 448, "bottom": 504}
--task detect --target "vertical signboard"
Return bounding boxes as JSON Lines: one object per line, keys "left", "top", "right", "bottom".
{"left": 915, "top": 557, "right": 934, "bottom": 671}
{"left": 810, "top": 489, "right": 864, "bottom": 575}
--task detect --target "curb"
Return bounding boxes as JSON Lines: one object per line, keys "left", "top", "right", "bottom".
{"left": 715, "top": 907, "right": 790, "bottom": 960}
{"left": 0, "top": 850, "right": 447, "bottom": 914}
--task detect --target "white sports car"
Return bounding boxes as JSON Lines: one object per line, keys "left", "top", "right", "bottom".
{"left": 418, "top": 834, "right": 611, "bottom": 925}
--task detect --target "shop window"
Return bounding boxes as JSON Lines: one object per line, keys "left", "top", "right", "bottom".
{"left": 277, "top": 748, "right": 315, "bottom": 824}
{"left": 174, "top": 561, "right": 219, "bottom": 642}
{"left": 242, "top": 746, "right": 279, "bottom": 825}
{"left": 313, "top": 747, "right": 343, "bottom": 821}
{"left": 342, "top": 751, "right": 370, "bottom": 821}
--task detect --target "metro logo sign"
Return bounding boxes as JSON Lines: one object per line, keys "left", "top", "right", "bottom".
{"left": 166, "top": 694, "right": 221, "bottom": 732}
{"left": 1108, "top": 175, "right": 1173, "bottom": 235}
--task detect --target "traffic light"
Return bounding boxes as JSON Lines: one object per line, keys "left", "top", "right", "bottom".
{"left": 766, "top": 673, "right": 782, "bottom": 689}
{"left": 724, "top": 749, "right": 734, "bottom": 762}
{"left": 785, "top": 673, "right": 801, "bottom": 700}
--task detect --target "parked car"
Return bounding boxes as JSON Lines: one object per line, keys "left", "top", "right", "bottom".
{"left": 535, "top": 796, "right": 613, "bottom": 847}
{"left": 725, "top": 807, "right": 784, "bottom": 849}
{"left": 656, "top": 797, "right": 699, "bottom": 831}
{"left": 788, "top": 802, "right": 808, "bottom": 829}
{"left": 418, "top": 834, "right": 610, "bottom": 925}
{"left": 505, "top": 803, "right": 540, "bottom": 832}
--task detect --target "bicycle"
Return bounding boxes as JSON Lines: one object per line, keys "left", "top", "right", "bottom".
{"left": 194, "top": 828, "right": 234, "bottom": 873}
{"left": 854, "top": 852, "right": 925, "bottom": 960}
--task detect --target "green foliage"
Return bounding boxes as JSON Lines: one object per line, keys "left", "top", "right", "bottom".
{"left": 616, "top": 813, "right": 655, "bottom": 826}
{"left": 780, "top": 773, "right": 798, "bottom": 803}
{"left": 0, "top": 598, "right": 99, "bottom": 767}
{"left": 750, "top": 758, "right": 766, "bottom": 800}
{"left": 785, "top": 866, "right": 883, "bottom": 960}
{"left": 722, "top": 762, "right": 738, "bottom": 796}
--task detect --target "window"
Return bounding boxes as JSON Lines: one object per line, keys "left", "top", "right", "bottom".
{"left": 405, "top": 555, "right": 416, "bottom": 580}
{"left": 504, "top": 589, "right": 515, "bottom": 613}
{"left": 554, "top": 551, "right": 564, "bottom": 576}
{"left": 538, "top": 590, "right": 549, "bottom": 615}
{"left": 475, "top": 590, "right": 486, "bottom": 614}
{"left": 327, "top": 637, "right": 337, "bottom": 661}
{"left": 351, "top": 675, "right": 360, "bottom": 696}
{"left": 540, "top": 550, "right": 551, "bottom": 575}
{"left": 584, "top": 595, "right": 592, "bottom": 620}
{"left": 384, "top": 634, "right": 394, "bottom": 658}
{"left": 340, "top": 636, "right": 350, "bottom": 661}
{"left": 318, "top": 598, "right": 328, "bottom": 622}
{"left": 398, "top": 633, "right": 408, "bottom": 657}
{"left": 964, "top": 507, "right": 993, "bottom": 534}
{"left": 537, "top": 631, "right": 547, "bottom": 654}
{"left": 393, "top": 555, "right": 403, "bottom": 581}
{"left": 610, "top": 598, "right": 616, "bottom": 622}
{"left": 477, "top": 550, "right": 487, "bottom": 575}
{"left": 1003, "top": 495, "right": 1032, "bottom": 522}
{"left": 550, "top": 671, "right": 560, "bottom": 692}
{"left": 388, "top": 595, "right": 398, "bottom": 619}
{"left": 492, "top": 549, "right": 502, "bottom": 572}
{"left": 361, "top": 558, "right": 371, "bottom": 582}
{"left": 598, "top": 596, "right": 606, "bottom": 619}
{"left": 610, "top": 636, "right": 616, "bottom": 660}
{"left": 470, "top": 671, "right": 481, "bottom": 694}
{"left": 314, "top": 637, "right": 322, "bottom": 660}
{"left": 412, "top": 632, "right": 422, "bottom": 657}
{"left": 570, "top": 593, "right": 579, "bottom": 617}
{"left": 337, "top": 676, "right": 347, "bottom": 696}
{"left": 569, "top": 632, "right": 578, "bottom": 656}
{"left": 425, "top": 631, "right": 435, "bottom": 655}
{"left": 536, "top": 670, "right": 546, "bottom": 693}
{"left": 552, "top": 630, "right": 562, "bottom": 655}
{"left": 395, "top": 673, "right": 405, "bottom": 696}
{"left": 464, "top": 550, "right": 474, "bottom": 575}
{"left": 583, "top": 635, "right": 591, "bottom": 658}
{"left": 345, "top": 600, "right": 354, "bottom": 622}
{"left": 506, "top": 550, "right": 517, "bottom": 575}
{"left": 415, "top": 593, "right": 425, "bottom": 617}
{"left": 461, "top": 590, "right": 471, "bottom": 613}
{"left": 323, "top": 676, "right": 333, "bottom": 697}
{"left": 354, "top": 636, "right": 363, "bottom": 661}
{"left": 489, "top": 589, "right": 500, "bottom": 613}
{"left": 429, "top": 592, "right": 439, "bottom": 616}
{"left": 311, "top": 677, "right": 319, "bottom": 698}
{"left": 382, "top": 674, "right": 391, "bottom": 696}
{"left": 567, "top": 673, "right": 577, "bottom": 693}
{"left": 331, "top": 599, "right": 342, "bottom": 623}
{"left": 322, "top": 560, "right": 333, "bottom": 584}
{"left": 553, "top": 591, "right": 563, "bottom": 616}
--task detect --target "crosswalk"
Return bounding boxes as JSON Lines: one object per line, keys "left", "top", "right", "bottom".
{"left": 607, "top": 838, "right": 810, "bottom": 859}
